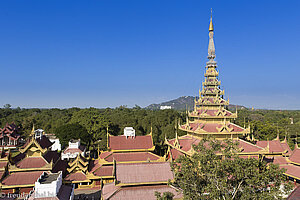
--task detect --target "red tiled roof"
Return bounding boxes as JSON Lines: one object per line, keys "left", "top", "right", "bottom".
{"left": 263, "top": 156, "right": 288, "bottom": 165}
{"left": 109, "top": 135, "right": 154, "bottom": 150}
{"left": 104, "top": 152, "right": 161, "bottom": 162}
{"left": 193, "top": 109, "right": 233, "bottom": 117}
{"left": 0, "top": 122, "right": 20, "bottom": 140}
{"left": 116, "top": 162, "right": 173, "bottom": 184}
{"left": 274, "top": 156, "right": 289, "bottom": 165}
{"left": 168, "top": 135, "right": 200, "bottom": 152}
{"left": 238, "top": 139, "right": 264, "bottom": 153}
{"left": 281, "top": 164, "right": 300, "bottom": 180}
{"left": 64, "top": 172, "right": 87, "bottom": 182}
{"left": 256, "top": 140, "right": 285, "bottom": 153}
{"left": 281, "top": 140, "right": 292, "bottom": 154}
{"left": 16, "top": 157, "right": 48, "bottom": 169}
{"left": 0, "top": 161, "right": 8, "bottom": 168}
{"left": 183, "top": 122, "right": 245, "bottom": 133}
{"left": 170, "top": 149, "right": 184, "bottom": 160}
{"left": 179, "top": 138, "right": 200, "bottom": 151}
{"left": 199, "top": 97, "right": 226, "bottom": 104}
{"left": 99, "top": 151, "right": 112, "bottom": 159}
{"left": 102, "top": 183, "right": 120, "bottom": 200}
{"left": 169, "top": 137, "right": 262, "bottom": 155}
{"left": 93, "top": 165, "right": 113, "bottom": 177}
{"left": 89, "top": 159, "right": 101, "bottom": 173}
{"left": 2, "top": 171, "right": 44, "bottom": 186}
{"left": 289, "top": 148, "right": 300, "bottom": 164}
{"left": 103, "top": 184, "right": 182, "bottom": 200}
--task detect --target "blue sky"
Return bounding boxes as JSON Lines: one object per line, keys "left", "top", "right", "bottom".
{"left": 0, "top": 0, "right": 299, "bottom": 109}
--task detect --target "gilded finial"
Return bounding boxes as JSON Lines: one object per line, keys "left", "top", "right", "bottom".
{"left": 31, "top": 124, "right": 35, "bottom": 136}
{"left": 209, "top": 8, "right": 214, "bottom": 31}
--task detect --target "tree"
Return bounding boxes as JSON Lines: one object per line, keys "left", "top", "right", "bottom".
{"left": 55, "top": 123, "right": 89, "bottom": 147}
{"left": 70, "top": 108, "right": 111, "bottom": 149}
{"left": 172, "top": 138, "right": 292, "bottom": 200}
{"left": 155, "top": 191, "right": 174, "bottom": 200}
{"left": 3, "top": 104, "right": 11, "bottom": 109}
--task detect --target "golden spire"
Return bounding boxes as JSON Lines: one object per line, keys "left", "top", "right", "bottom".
{"left": 30, "top": 124, "right": 35, "bottom": 136}
{"left": 209, "top": 9, "right": 214, "bottom": 31}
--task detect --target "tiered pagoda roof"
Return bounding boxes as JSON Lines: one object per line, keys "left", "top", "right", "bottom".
{"left": 0, "top": 122, "right": 21, "bottom": 148}
{"left": 165, "top": 134, "right": 268, "bottom": 160}
{"left": 165, "top": 14, "right": 296, "bottom": 166}
{"left": 177, "top": 15, "right": 250, "bottom": 139}
{"left": 64, "top": 154, "right": 93, "bottom": 183}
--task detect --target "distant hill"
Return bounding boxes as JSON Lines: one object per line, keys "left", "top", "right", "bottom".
{"left": 145, "top": 96, "right": 247, "bottom": 111}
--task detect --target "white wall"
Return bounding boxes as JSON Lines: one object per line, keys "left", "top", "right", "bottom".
{"left": 50, "top": 138, "right": 61, "bottom": 151}
{"left": 35, "top": 172, "right": 62, "bottom": 198}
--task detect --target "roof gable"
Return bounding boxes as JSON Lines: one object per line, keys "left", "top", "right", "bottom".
{"left": 19, "top": 137, "right": 47, "bottom": 154}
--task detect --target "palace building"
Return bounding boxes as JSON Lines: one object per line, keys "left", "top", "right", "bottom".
{"left": 0, "top": 127, "right": 62, "bottom": 194}
{"left": 63, "top": 128, "right": 165, "bottom": 190}
{"left": 165, "top": 15, "right": 291, "bottom": 167}
{"left": 99, "top": 129, "right": 182, "bottom": 200}
{"left": 0, "top": 122, "right": 21, "bottom": 148}
{"left": 99, "top": 129, "right": 164, "bottom": 164}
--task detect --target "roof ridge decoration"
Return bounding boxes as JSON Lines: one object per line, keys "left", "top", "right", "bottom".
{"left": 283, "top": 131, "right": 287, "bottom": 143}
{"left": 67, "top": 160, "right": 88, "bottom": 174}
{"left": 68, "top": 154, "right": 88, "bottom": 168}
{"left": 30, "top": 124, "right": 35, "bottom": 136}
{"left": 19, "top": 137, "right": 47, "bottom": 154}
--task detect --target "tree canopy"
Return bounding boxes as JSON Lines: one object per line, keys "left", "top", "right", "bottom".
{"left": 172, "top": 138, "right": 293, "bottom": 200}
{"left": 0, "top": 106, "right": 299, "bottom": 153}
{"left": 55, "top": 123, "right": 89, "bottom": 147}
{"left": 155, "top": 191, "right": 174, "bottom": 200}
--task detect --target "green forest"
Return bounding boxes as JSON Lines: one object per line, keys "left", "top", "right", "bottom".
{"left": 0, "top": 104, "right": 299, "bottom": 155}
